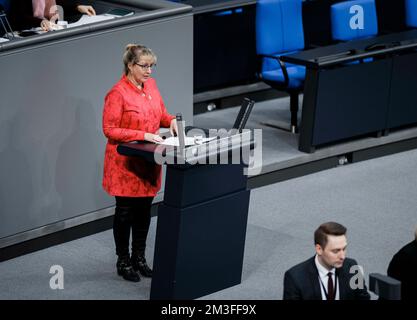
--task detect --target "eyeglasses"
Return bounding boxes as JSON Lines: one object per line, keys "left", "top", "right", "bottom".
{"left": 135, "top": 63, "right": 156, "bottom": 71}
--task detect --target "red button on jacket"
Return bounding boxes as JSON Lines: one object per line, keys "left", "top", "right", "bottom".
{"left": 102, "top": 75, "right": 175, "bottom": 197}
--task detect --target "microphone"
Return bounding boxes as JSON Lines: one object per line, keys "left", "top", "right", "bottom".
{"left": 175, "top": 113, "right": 186, "bottom": 151}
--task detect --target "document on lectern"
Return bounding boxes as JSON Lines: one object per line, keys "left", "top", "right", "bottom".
{"left": 67, "top": 14, "right": 115, "bottom": 28}
{"left": 158, "top": 136, "right": 195, "bottom": 146}
{"left": 157, "top": 136, "right": 216, "bottom": 146}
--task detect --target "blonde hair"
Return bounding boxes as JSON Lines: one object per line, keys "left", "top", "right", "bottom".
{"left": 123, "top": 44, "right": 157, "bottom": 75}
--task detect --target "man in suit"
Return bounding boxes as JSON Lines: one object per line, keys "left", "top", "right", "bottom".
{"left": 387, "top": 226, "right": 417, "bottom": 300}
{"left": 283, "top": 221, "right": 370, "bottom": 300}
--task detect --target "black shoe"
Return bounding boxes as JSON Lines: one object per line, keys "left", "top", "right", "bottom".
{"left": 116, "top": 256, "right": 140, "bottom": 282}
{"left": 131, "top": 255, "right": 153, "bottom": 278}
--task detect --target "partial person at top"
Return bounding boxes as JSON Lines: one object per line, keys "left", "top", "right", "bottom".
{"left": 283, "top": 221, "right": 370, "bottom": 300}
{"left": 9, "top": 0, "right": 96, "bottom": 31}
{"left": 387, "top": 226, "right": 417, "bottom": 300}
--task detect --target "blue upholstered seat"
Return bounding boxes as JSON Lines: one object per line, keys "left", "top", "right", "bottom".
{"left": 260, "top": 51, "right": 306, "bottom": 89}
{"left": 330, "top": 0, "right": 378, "bottom": 64}
{"left": 331, "top": 0, "right": 378, "bottom": 41}
{"left": 256, "top": 0, "right": 306, "bottom": 133}
{"left": 0, "top": 0, "right": 10, "bottom": 13}
{"left": 0, "top": 0, "right": 13, "bottom": 39}
{"left": 405, "top": 0, "right": 417, "bottom": 28}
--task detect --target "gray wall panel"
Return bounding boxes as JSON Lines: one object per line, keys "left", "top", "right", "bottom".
{"left": 0, "top": 14, "right": 193, "bottom": 240}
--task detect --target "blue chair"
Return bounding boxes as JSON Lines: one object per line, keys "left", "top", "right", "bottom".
{"left": 0, "top": 0, "right": 10, "bottom": 13}
{"left": 256, "top": 0, "right": 306, "bottom": 134}
{"left": 0, "top": 0, "right": 13, "bottom": 39}
{"left": 330, "top": 0, "right": 378, "bottom": 64}
{"left": 331, "top": 0, "right": 378, "bottom": 41}
{"left": 405, "top": 0, "right": 417, "bottom": 28}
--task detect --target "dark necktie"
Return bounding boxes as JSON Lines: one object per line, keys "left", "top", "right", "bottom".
{"left": 327, "top": 272, "right": 334, "bottom": 300}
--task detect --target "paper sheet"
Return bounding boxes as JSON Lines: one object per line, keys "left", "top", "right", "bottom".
{"left": 157, "top": 137, "right": 196, "bottom": 146}
{"left": 67, "top": 14, "right": 115, "bottom": 28}
{"left": 157, "top": 136, "right": 217, "bottom": 146}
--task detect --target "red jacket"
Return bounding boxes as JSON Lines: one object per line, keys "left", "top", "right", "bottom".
{"left": 102, "top": 75, "right": 175, "bottom": 197}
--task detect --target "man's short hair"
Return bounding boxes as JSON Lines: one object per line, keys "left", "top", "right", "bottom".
{"left": 314, "top": 222, "right": 347, "bottom": 249}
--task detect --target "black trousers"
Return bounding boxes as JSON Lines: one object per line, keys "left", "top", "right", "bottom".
{"left": 113, "top": 196, "right": 154, "bottom": 258}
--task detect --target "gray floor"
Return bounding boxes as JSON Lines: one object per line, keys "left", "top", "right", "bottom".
{"left": 0, "top": 146, "right": 416, "bottom": 299}
{"left": 193, "top": 97, "right": 417, "bottom": 175}
{"left": 1, "top": 97, "right": 416, "bottom": 299}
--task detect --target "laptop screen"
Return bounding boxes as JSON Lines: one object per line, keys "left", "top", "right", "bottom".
{"left": 181, "top": 97, "right": 255, "bottom": 143}
{"left": 176, "top": 113, "right": 186, "bottom": 150}
{"left": 232, "top": 97, "right": 255, "bottom": 133}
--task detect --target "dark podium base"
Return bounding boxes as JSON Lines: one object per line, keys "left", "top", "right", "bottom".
{"left": 117, "top": 136, "right": 253, "bottom": 300}
{"left": 150, "top": 163, "right": 250, "bottom": 300}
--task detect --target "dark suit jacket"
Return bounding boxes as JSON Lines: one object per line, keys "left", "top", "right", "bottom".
{"left": 9, "top": 0, "right": 81, "bottom": 31}
{"left": 283, "top": 256, "right": 371, "bottom": 300}
{"left": 387, "top": 240, "right": 417, "bottom": 300}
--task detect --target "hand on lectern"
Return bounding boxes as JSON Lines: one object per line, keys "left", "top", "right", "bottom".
{"left": 169, "top": 118, "right": 178, "bottom": 137}
{"left": 76, "top": 5, "right": 96, "bottom": 16}
{"left": 40, "top": 19, "right": 58, "bottom": 31}
{"left": 144, "top": 133, "right": 163, "bottom": 143}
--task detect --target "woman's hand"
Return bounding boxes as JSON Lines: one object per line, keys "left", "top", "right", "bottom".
{"left": 77, "top": 5, "right": 96, "bottom": 16}
{"left": 144, "top": 133, "right": 163, "bottom": 143}
{"left": 169, "top": 118, "right": 178, "bottom": 137}
{"left": 40, "top": 19, "right": 57, "bottom": 31}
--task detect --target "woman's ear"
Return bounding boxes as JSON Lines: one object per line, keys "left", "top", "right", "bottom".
{"left": 127, "top": 63, "right": 134, "bottom": 74}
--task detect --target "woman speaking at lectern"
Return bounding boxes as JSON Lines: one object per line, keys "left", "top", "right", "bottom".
{"left": 102, "top": 44, "right": 178, "bottom": 282}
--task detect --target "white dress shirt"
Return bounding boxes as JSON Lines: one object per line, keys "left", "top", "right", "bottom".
{"left": 315, "top": 255, "right": 340, "bottom": 300}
